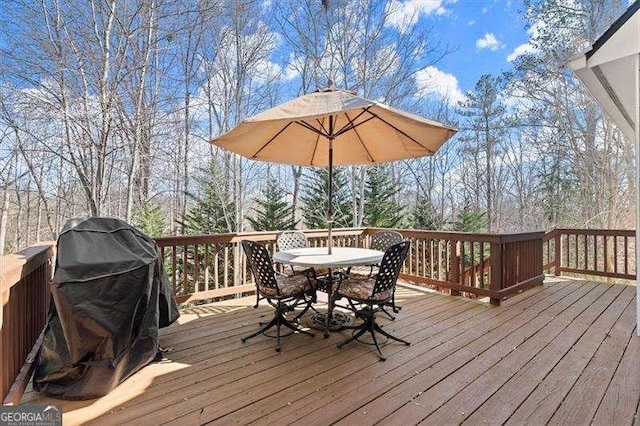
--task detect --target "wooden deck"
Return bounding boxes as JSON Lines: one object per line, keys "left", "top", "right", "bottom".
{"left": 22, "top": 280, "right": 639, "bottom": 425}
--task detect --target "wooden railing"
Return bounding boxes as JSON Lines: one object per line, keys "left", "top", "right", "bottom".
{"left": 544, "top": 228, "right": 636, "bottom": 280}
{"left": 156, "top": 228, "right": 545, "bottom": 306}
{"left": 0, "top": 243, "right": 54, "bottom": 404}
{"left": 154, "top": 228, "right": 368, "bottom": 304}
{"left": 390, "top": 229, "right": 544, "bottom": 305}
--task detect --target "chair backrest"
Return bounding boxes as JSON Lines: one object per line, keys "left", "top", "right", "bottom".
{"left": 241, "top": 240, "right": 278, "bottom": 292}
{"left": 276, "top": 230, "right": 308, "bottom": 251}
{"left": 373, "top": 241, "right": 410, "bottom": 296}
{"left": 370, "top": 230, "right": 404, "bottom": 252}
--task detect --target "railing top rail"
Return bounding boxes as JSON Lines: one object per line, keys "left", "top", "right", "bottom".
{"left": 154, "top": 227, "right": 547, "bottom": 247}
{"left": 550, "top": 228, "right": 635, "bottom": 236}
{"left": 0, "top": 242, "right": 55, "bottom": 290}
{"left": 154, "top": 228, "right": 369, "bottom": 247}
{"left": 390, "top": 228, "right": 545, "bottom": 243}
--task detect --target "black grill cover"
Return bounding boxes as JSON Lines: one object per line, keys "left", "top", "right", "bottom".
{"left": 33, "top": 217, "right": 179, "bottom": 400}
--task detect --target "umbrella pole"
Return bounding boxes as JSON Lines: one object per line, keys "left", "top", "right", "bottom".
{"left": 327, "top": 116, "right": 335, "bottom": 255}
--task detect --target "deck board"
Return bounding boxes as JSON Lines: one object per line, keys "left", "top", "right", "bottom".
{"left": 423, "top": 284, "right": 627, "bottom": 425}
{"left": 505, "top": 284, "right": 631, "bottom": 425}
{"left": 339, "top": 279, "right": 601, "bottom": 425}
{"left": 20, "top": 280, "right": 639, "bottom": 426}
{"left": 592, "top": 326, "right": 640, "bottom": 425}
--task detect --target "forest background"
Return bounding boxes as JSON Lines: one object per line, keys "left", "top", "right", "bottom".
{"left": 0, "top": 0, "right": 635, "bottom": 254}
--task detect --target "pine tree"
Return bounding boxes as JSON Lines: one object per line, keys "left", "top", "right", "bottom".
{"left": 363, "top": 165, "right": 404, "bottom": 228}
{"left": 411, "top": 196, "right": 439, "bottom": 230}
{"left": 247, "top": 178, "right": 297, "bottom": 231}
{"left": 132, "top": 201, "right": 166, "bottom": 237}
{"left": 452, "top": 201, "right": 486, "bottom": 233}
{"left": 179, "top": 161, "right": 236, "bottom": 234}
{"left": 300, "top": 167, "right": 352, "bottom": 229}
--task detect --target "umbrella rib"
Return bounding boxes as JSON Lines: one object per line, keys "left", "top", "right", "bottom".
{"left": 334, "top": 115, "right": 376, "bottom": 138}
{"left": 295, "top": 120, "right": 329, "bottom": 137}
{"left": 315, "top": 117, "right": 330, "bottom": 135}
{"left": 334, "top": 107, "right": 375, "bottom": 136}
{"left": 252, "top": 122, "right": 295, "bottom": 158}
{"left": 366, "top": 110, "right": 436, "bottom": 154}
{"left": 342, "top": 111, "right": 375, "bottom": 162}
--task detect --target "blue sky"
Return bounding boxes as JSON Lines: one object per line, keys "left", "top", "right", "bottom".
{"left": 413, "top": 0, "right": 531, "bottom": 100}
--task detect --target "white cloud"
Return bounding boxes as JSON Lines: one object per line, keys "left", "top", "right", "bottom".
{"left": 468, "top": 20, "right": 475, "bottom": 26}
{"left": 385, "top": 0, "right": 449, "bottom": 33}
{"left": 506, "top": 43, "right": 538, "bottom": 62}
{"left": 415, "top": 66, "right": 465, "bottom": 105}
{"left": 506, "top": 19, "right": 543, "bottom": 62}
{"left": 481, "top": 6, "right": 488, "bottom": 13}
{"left": 476, "top": 33, "right": 502, "bottom": 51}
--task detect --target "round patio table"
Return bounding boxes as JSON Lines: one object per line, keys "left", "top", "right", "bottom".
{"left": 273, "top": 247, "right": 384, "bottom": 337}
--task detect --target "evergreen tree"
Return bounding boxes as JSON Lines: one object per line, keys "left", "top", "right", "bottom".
{"left": 179, "top": 161, "right": 235, "bottom": 234}
{"left": 363, "top": 165, "right": 404, "bottom": 228}
{"left": 247, "top": 178, "right": 297, "bottom": 231}
{"left": 132, "top": 201, "right": 166, "bottom": 237}
{"left": 411, "top": 196, "right": 439, "bottom": 230}
{"left": 300, "top": 167, "right": 352, "bottom": 229}
{"left": 452, "top": 201, "right": 487, "bottom": 233}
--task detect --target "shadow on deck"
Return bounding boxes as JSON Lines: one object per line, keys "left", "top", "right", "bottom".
{"left": 21, "top": 279, "right": 639, "bottom": 425}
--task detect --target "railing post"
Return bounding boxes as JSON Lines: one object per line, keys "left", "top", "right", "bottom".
{"left": 450, "top": 240, "right": 460, "bottom": 296}
{"left": 489, "top": 241, "right": 503, "bottom": 306}
{"left": 554, "top": 231, "right": 561, "bottom": 276}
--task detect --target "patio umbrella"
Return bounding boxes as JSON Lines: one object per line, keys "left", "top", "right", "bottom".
{"left": 569, "top": 0, "right": 639, "bottom": 334}
{"left": 211, "top": 86, "right": 457, "bottom": 253}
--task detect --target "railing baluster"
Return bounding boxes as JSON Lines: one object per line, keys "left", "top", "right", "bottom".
{"left": 223, "top": 245, "right": 229, "bottom": 289}
{"left": 479, "top": 242, "right": 485, "bottom": 288}
{"left": 214, "top": 246, "right": 219, "bottom": 289}
{"left": 604, "top": 235, "right": 608, "bottom": 273}
{"left": 172, "top": 246, "right": 177, "bottom": 293}
{"left": 584, "top": 234, "right": 589, "bottom": 272}
{"left": 573, "top": 234, "right": 580, "bottom": 268}
{"left": 194, "top": 244, "right": 200, "bottom": 293}
{"left": 613, "top": 236, "right": 618, "bottom": 275}
{"left": 204, "top": 244, "right": 210, "bottom": 291}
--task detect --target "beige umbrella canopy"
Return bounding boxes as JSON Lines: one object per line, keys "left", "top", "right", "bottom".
{"left": 213, "top": 87, "right": 457, "bottom": 166}
{"left": 211, "top": 86, "right": 457, "bottom": 253}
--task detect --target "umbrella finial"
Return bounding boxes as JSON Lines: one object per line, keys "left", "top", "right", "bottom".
{"left": 316, "top": 80, "right": 337, "bottom": 93}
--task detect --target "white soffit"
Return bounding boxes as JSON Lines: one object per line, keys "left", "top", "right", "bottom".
{"left": 588, "top": 11, "right": 640, "bottom": 67}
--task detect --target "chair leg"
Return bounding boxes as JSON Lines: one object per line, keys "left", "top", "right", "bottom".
{"left": 241, "top": 315, "right": 278, "bottom": 342}
{"left": 369, "top": 317, "right": 386, "bottom": 361}
{"left": 276, "top": 305, "right": 282, "bottom": 352}
{"left": 336, "top": 305, "right": 410, "bottom": 361}
{"left": 242, "top": 301, "right": 314, "bottom": 352}
{"left": 379, "top": 305, "right": 396, "bottom": 320}
{"left": 391, "top": 291, "right": 402, "bottom": 313}
{"left": 373, "top": 321, "right": 411, "bottom": 346}
{"left": 292, "top": 298, "right": 314, "bottom": 322}
{"left": 336, "top": 324, "right": 368, "bottom": 348}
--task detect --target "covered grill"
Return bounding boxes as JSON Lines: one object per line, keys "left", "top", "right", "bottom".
{"left": 33, "top": 217, "right": 179, "bottom": 400}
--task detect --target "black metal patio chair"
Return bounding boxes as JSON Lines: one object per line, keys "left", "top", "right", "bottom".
{"left": 276, "top": 230, "right": 311, "bottom": 276}
{"left": 241, "top": 240, "right": 315, "bottom": 352}
{"left": 369, "top": 230, "right": 405, "bottom": 316}
{"left": 334, "top": 240, "right": 411, "bottom": 361}
{"left": 276, "top": 230, "right": 341, "bottom": 291}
